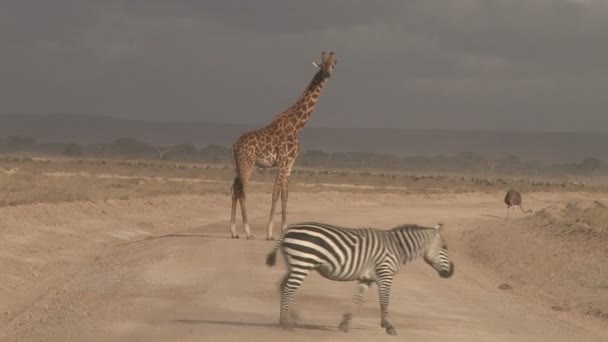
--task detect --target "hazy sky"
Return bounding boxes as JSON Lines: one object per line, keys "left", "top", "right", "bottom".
{"left": 2, "top": 0, "right": 607, "bottom": 132}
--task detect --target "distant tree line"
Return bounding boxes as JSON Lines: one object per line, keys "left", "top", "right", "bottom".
{"left": 1, "top": 135, "right": 607, "bottom": 176}
{"left": 0, "top": 136, "right": 232, "bottom": 163}
{"left": 297, "top": 149, "right": 607, "bottom": 176}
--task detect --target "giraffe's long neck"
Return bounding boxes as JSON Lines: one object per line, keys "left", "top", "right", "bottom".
{"left": 273, "top": 70, "right": 327, "bottom": 135}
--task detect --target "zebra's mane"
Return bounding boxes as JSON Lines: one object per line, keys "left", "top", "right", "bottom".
{"left": 290, "top": 222, "right": 438, "bottom": 234}
{"left": 390, "top": 224, "right": 435, "bottom": 232}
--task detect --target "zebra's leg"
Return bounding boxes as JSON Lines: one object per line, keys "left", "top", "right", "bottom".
{"left": 338, "top": 280, "right": 373, "bottom": 332}
{"left": 377, "top": 276, "right": 397, "bottom": 335}
{"left": 279, "top": 267, "right": 310, "bottom": 330}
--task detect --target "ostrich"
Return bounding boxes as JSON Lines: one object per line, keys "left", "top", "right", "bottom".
{"left": 504, "top": 189, "right": 532, "bottom": 220}
{"left": 155, "top": 146, "right": 171, "bottom": 161}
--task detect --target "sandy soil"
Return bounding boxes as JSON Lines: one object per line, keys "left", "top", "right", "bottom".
{"left": 1, "top": 190, "right": 607, "bottom": 341}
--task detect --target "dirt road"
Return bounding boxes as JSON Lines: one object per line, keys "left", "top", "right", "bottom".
{"left": 1, "top": 191, "right": 606, "bottom": 341}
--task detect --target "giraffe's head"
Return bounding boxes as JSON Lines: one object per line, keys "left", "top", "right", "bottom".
{"left": 312, "top": 51, "right": 338, "bottom": 78}
{"left": 423, "top": 223, "right": 454, "bottom": 279}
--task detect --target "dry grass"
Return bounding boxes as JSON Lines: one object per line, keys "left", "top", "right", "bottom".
{"left": 562, "top": 201, "right": 608, "bottom": 231}
{"left": 0, "top": 155, "right": 604, "bottom": 207}
{"left": 465, "top": 200, "right": 608, "bottom": 322}
{"left": 2, "top": 153, "right": 608, "bottom": 339}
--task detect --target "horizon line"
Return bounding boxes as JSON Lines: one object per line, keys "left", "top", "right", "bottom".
{"left": 2, "top": 112, "right": 607, "bottom": 136}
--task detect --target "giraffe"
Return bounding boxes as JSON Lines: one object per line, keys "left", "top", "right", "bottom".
{"left": 229, "top": 51, "right": 338, "bottom": 240}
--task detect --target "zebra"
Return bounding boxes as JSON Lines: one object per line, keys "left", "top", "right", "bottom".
{"left": 265, "top": 221, "right": 454, "bottom": 335}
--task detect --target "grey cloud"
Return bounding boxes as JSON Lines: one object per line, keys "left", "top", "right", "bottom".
{"left": 0, "top": 0, "right": 607, "bottom": 132}
{"left": 397, "top": 1, "right": 608, "bottom": 74}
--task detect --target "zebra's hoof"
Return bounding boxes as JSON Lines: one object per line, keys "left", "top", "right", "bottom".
{"left": 280, "top": 320, "right": 295, "bottom": 331}
{"left": 246, "top": 235, "right": 255, "bottom": 240}
{"left": 266, "top": 236, "right": 275, "bottom": 241}
{"left": 381, "top": 320, "right": 397, "bottom": 335}
{"left": 231, "top": 235, "right": 240, "bottom": 239}
{"left": 338, "top": 320, "right": 349, "bottom": 332}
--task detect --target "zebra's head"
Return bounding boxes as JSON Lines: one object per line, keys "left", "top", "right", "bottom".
{"left": 423, "top": 223, "right": 454, "bottom": 278}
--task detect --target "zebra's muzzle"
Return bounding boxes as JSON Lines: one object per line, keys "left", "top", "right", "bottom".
{"left": 439, "top": 262, "right": 454, "bottom": 278}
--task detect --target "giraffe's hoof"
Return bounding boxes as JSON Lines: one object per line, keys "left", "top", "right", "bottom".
{"left": 231, "top": 235, "right": 240, "bottom": 239}
{"left": 266, "top": 236, "right": 275, "bottom": 241}
{"left": 246, "top": 235, "right": 255, "bottom": 240}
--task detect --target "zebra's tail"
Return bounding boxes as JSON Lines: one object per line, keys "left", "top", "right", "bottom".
{"left": 265, "top": 228, "right": 289, "bottom": 267}
{"left": 266, "top": 248, "right": 278, "bottom": 267}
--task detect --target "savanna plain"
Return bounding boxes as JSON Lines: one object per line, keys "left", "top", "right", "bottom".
{"left": 1, "top": 156, "right": 607, "bottom": 341}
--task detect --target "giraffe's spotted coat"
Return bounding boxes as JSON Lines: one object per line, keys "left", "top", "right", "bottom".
{"left": 229, "top": 52, "right": 338, "bottom": 240}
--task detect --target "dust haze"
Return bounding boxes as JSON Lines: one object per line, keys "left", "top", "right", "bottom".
{"left": 1, "top": 2, "right": 608, "bottom": 342}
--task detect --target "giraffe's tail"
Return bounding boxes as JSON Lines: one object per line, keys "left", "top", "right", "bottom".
{"left": 229, "top": 145, "right": 244, "bottom": 197}
{"left": 231, "top": 176, "right": 244, "bottom": 198}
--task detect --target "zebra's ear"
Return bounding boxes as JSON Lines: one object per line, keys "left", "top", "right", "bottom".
{"left": 434, "top": 223, "right": 444, "bottom": 231}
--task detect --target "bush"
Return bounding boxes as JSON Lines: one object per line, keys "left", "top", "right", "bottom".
{"left": 63, "top": 143, "right": 83, "bottom": 156}
{"left": 200, "top": 144, "right": 231, "bottom": 163}
{"left": 106, "top": 138, "right": 157, "bottom": 157}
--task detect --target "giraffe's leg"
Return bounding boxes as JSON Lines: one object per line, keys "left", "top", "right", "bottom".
{"left": 267, "top": 157, "right": 292, "bottom": 240}
{"left": 280, "top": 182, "right": 288, "bottom": 232}
{"left": 230, "top": 182, "right": 239, "bottom": 239}
{"left": 280, "top": 160, "right": 296, "bottom": 232}
{"left": 338, "top": 280, "right": 373, "bottom": 332}
{"left": 265, "top": 174, "right": 283, "bottom": 240}
{"left": 376, "top": 276, "right": 396, "bottom": 335}
{"left": 236, "top": 165, "right": 254, "bottom": 240}
{"left": 278, "top": 267, "right": 310, "bottom": 329}
{"left": 238, "top": 195, "right": 254, "bottom": 239}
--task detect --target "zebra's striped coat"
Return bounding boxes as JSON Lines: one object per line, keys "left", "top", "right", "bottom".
{"left": 266, "top": 221, "right": 454, "bottom": 335}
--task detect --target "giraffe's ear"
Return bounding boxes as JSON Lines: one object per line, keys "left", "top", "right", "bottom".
{"left": 312, "top": 62, "right": 321, "bottom": 68}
